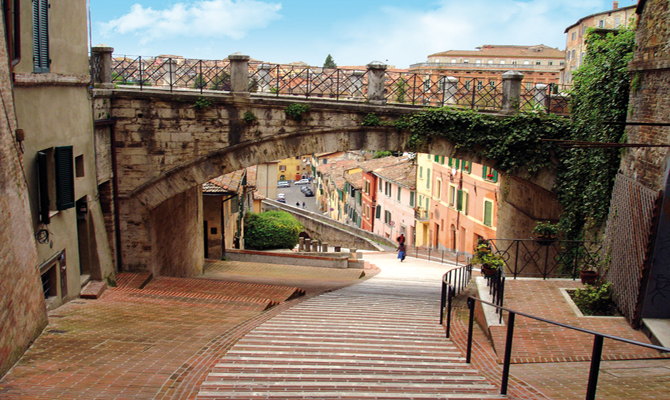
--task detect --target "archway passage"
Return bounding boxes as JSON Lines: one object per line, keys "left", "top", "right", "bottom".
{"left": 99, "top": 89, "right": 561, "bottom": 277}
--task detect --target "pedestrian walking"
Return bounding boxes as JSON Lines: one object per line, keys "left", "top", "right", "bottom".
{"left": 296, "top": 202, "right": 300, "bottom": 207}
{"left": 397, "top": 233, "right": 405, "bottom": 245}
{"left": 397, "top": 242, "right": 406, "bottom": 262}
{"left": 302, "top": 202, "right": 306, "bottom": 209}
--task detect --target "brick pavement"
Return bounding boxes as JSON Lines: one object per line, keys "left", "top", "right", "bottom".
{"left": 0, "top": 262, "right": 365, "bottom": 400}
{"left": 2, "top": 253, "right": 670, "bottom": 400}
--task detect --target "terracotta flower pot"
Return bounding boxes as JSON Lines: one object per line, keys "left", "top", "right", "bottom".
{"left": 580, "top": 270, "right": 599, "bottom": 285}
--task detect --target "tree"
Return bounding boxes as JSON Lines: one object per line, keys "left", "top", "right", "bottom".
{"left": 244, "top": 211, "right": 303, "bottom": 250}
{"left": 193, "top": 74, "right": 206, "bottom": 89}
{"left": 323, "top": 54, "right": 337, "bottom": 69}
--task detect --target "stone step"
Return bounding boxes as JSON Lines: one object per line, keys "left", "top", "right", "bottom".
{"left": 215, "top": 356, "right": 466, "bottom": 366}
{"left": 206, "top": 372, "right": 488, "bottom": 382}
{"left": 198, "top": 390, "right": 505, "bottom": 399}
{"left": 79, "top": 280, "right": 107, "bottom": 299}
{"left": 211, "top": 363, "right": 480, "bottom": 374}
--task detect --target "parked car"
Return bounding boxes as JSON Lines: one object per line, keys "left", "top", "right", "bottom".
{"left": 300, "top": 186, "right": 311, "bottom": 193}
{"left": 303, "top": 189, "right": 314, "bottom": 197}
{"left": 277, "top": 198, "right": 286, "bottom": 203}
{"left": 278, "top": 181, "right": 290, "bottom": 188}
{"left": 295, "top": 178, "right": 310, "bottom": 185}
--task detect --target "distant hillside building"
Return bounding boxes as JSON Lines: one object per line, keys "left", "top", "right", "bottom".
{"left": 563, "top": 1, "right": 638, "bottom": 83}
{"left": 410, "top": 44, "right": 565, "bottom": 90}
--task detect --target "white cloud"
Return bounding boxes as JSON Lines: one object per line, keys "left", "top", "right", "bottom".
{"left": 99, "top": 0, "right": 283, "bottom": 43}
{"left": 331, "top": 0, "right": 605, "bottom": 68}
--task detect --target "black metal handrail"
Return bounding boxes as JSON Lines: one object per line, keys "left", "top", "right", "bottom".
{"left": 440, "top": 263, "right": 473, "bottom": 338}
{"left": 490, "top": 238, "right": 602, "bottom": 279}
{"left": 441, "top": 264, "right": 505, "bottom": 338}
{"left": 464, "top": 296, "right": 670, "bottom": 399}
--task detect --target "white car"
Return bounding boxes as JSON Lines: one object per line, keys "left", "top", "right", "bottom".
{"left": 277, "top": 181, "right": 290, "bottom": 188}
{"left": 295, "top": 178, "right": 310, "bottom": 185}
{"left": 277, "top": 193, "right": 286, "bottom": 199}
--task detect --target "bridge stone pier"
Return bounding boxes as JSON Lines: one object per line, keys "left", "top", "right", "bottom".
{"left": 92, "top": 49, "right": 562, "bottom": 277}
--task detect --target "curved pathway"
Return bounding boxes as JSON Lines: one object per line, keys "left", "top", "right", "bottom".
{"left": 197, "top": 252, "right": 504, "bottom": 399}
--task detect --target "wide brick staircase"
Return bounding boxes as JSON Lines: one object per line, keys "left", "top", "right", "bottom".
{"left": 196, "top": 262, "right": 505, "bottom": 400}
{"left": 111, "top": 272, "right": 305, "bottom": 311}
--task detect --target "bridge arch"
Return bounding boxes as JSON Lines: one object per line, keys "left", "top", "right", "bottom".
{"left": 100, "top": 89, "right": 561, "bottom": 277}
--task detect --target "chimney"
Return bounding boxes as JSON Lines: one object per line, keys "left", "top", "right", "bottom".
{"left": 613, "top": 1, "right": 619, "bottom": 9}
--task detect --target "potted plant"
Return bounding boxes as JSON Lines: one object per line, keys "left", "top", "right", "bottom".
{"left": 471, "top": 242, "right": 504, "bottom": 276}
{"left": 532, "top": 221, "right": 559, "bottom": 245}
{"left": 580, "top": 262, "right": 600, "bottom": 285}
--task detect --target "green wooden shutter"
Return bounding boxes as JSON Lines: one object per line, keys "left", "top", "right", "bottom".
{"left": 493, "top": 170, "right": 499, "bottom": 183}
{"left": 482, "top": 166, "right": 488, "bottom": 179}
{"left": 434, "top": 155, "right": 440, "bottom": 162}
{"left": 448, "top": 158, "right": 453, "bottom": 167}
{"left": 410, "top": 191, "right": 415, "bottom": 207}
{"left": 456, "top": 189, "right": 463, "bottom": 211}
{"left": 33, "top": 0, "right": 49, "bottom": 73}
{"left": 55, "top": 146, "right": 74, "bottom": 210}
{"left": 484, "top": 201, "right": 493, "bottom": 226}
{"left": 37, "top": 151, "right": 51, "bottom": 224}
{"left": 455, "top": 159, "right": 460, "bottom": 169}
{"left": 376, "top": 205, "right": 381, "bottom": 219}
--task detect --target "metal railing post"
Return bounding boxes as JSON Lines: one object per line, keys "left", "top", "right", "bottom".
{"left": 466, "top": 298, "right": 475, "bottom": 363}
{"left": 446, "top": 287, "right": 454, "bottom": 338}
{"left": 586, "top": 335, "right": 604, "bottom": 400}
{"left": 501, "top": 312, "right": 516, "bottom": 395}
{"left": 440, "top": 278, "right": 446, "bottom": 324}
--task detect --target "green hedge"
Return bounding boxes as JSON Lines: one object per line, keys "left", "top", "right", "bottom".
{"left": 244, "top": 211, "right": 303, "bottom": 250}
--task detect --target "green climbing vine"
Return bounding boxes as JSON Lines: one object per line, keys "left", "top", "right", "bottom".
{"left": 397, "top": 26, "right": 635, "bottom": 241}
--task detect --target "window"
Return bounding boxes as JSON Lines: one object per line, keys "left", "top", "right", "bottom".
{"left": 571, "top": 32, "right": 576, "bottom": 41}
{"left": 364, "top": 180, "right": 370, "bottom": 195}
{"left": 384, "top": 210, "right": 392, "bottom": 224}
{"left": 477, "top": 80, "right": 483, "bottom": 90}
{"left": 548, "top": 61, "right": 553, "bottom": 66}
{"left": 435, "top": 179, "right": 441, "bottom": 200}
{"left": 475, "top": 59, "right": 481, "bottom": 65}
{"left": 448, "top": 185, "right": 457, "bottom": 207}
{"left": 279, "top": 165, "right": 286, "bottom": 171}
{"left": 511, "top": 60, "right": 518, "bottom": 65}
{"left": 384, "top": 181, "right": 392, "bottom": 196}
{"left": 75, "top": 155, "right": 85, "bottom": 178}
{"left": 451, "top": 58, "right": 457, "bottom": 63}
{"left": 296, "top": 166, "right": 300, "bottom": 171}
{"left": 484, "top": 200, "right": 494, "bottom": 227}
{"left": 526, "top": 82, "right": 533, "bottom": 90}
{"left": 434, "top": 154, "right": 440, "bottom": 162}
{"left": 376, "top": 205, "right": 381, "bottom": 219}
{"left": 463, "top": 59, "right": 469, "bottom": 64}
{"left": 37, "top": 146, "right": 75, "bottom": 224}
{"left": 426, "top": 169, "right": 431, "bottom": 189}
{"left": 500, "top": 60, "right": 506, "bottom": 65}
{"left": 464, "top": 81, "right": 471, "bottom": 90}
{"left": 457, "top": 190, "right": 469, "bottom": 214}
{"left": 482, "top": 166, "right": 499, "bottom": 182}
{"left": 397, "top": 187, "right": 401, "bottom": 202}
{"left": 3, "top": 0, "right": 21, "bottom": 67}
{"left": 33, "top": 0, "right": 49, "bottom": 73}
{"left": 523, "top": 60, "right": 530, "bottom": 65}
{"left": 462, "top": 161, "right": 472, "bottom": 174}
{"left": 615, "top": 17, "right": 621, "bottom": 27}
{"left": 598, "top": 19, "right": 605, "bottom": 28}
{"left": 488, "top": 60, "right": 493, "bottom": 64}
{"left": 536, "top": 61, "right": 541, "bottom": 65}
{"left": 419, "top": 166, "right": 423, "bottom": 179}
{"left": 410, "top": 191, "right": 415, "bottom": 207}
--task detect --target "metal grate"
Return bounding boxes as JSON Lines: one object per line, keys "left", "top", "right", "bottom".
{"left": 603, "top": 173, "right": 661, "bottom": 325}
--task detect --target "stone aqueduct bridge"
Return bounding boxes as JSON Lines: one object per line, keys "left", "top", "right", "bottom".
{"left": 92, "top": 50, "right": 561, "bottom": 277}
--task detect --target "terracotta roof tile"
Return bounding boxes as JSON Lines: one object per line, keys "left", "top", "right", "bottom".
{"left": 373, "top": 161, "right": 417, "bottom": 190}
{"left": 429, "top": 44, "right": 565, "bottom": 59}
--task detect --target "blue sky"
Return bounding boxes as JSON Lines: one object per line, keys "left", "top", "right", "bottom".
{"left": 91, "top": 0, "right": 637, "bottom": 68}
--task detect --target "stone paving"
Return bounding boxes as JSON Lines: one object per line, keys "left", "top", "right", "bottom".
{"left": 1, "top": 252, "right": 669, "bottom": 399}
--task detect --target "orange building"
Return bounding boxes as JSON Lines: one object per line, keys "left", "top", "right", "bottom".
{"left": 563, "top": 1, "right": 637, "bottom": 83}
{"left": 410, "top": 44, "right": 565, "bottom": 90}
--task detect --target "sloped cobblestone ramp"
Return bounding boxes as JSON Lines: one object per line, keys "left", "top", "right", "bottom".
{"left": 197, "top": 253, "right": 504, "bottom": 400}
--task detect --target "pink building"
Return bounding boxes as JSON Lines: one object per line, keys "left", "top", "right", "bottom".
{"left": 372, "top": 161, "right": 417, "bottom": 245}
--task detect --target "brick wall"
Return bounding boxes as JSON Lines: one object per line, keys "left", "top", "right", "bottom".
{"left": 620, "top": 0, "right": 670, "bottom": 190}
{"left": 0, "top": 21, "right": 48, "bottom": 377}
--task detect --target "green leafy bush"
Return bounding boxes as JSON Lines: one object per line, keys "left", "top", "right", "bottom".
{"left": 284, "top": 103, "right": 311, "bottom": 122}
{"left": 244, "top": 211, "right": 303, "bottom": 250}
{"left": 192, "top": 97, "right": 213, "bottom": 110}
{"left": 570, "top": 282, "right": 616, "bottom": 316}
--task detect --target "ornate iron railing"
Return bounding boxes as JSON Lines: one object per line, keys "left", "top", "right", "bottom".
{"left": 490, "top": 238, "right": 602, "bottom": 279}
{"left": 111, "top": 55, "right": 231, "bottom": 92}
{"left": 107, "top": 54, "right": 570, "bottom": 114}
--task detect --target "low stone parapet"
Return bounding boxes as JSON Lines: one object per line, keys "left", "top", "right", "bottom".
{"left": 223, "top": 249, "right": 363, "bottom": 269}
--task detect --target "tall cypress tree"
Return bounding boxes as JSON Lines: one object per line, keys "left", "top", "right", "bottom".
{"left": 323, "top": 54, "right": 337, "bottom": 69}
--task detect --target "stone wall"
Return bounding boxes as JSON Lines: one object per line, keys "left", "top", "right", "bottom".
{"left": 0, "top": 20, "right": 47, "bottom": 377}
{"left": 150, "top": 186, "right": 204, "bottom": 277}
{"left": 620, "top": 0, "right": 670, "bottom": 190}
